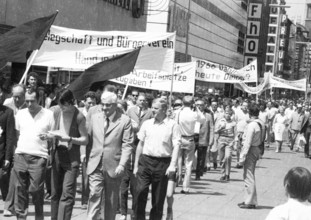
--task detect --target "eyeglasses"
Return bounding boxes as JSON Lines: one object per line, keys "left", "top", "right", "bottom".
{"left": 132, "top": 94, "right": 138, "bottom": 97}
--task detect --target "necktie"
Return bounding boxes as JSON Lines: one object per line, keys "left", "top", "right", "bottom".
{"left": 104, "top": 117, "right": 109, "bottom": 134}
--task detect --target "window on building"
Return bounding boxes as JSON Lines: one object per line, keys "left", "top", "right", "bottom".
{"left": 307, "top": 4, "right": 311, "bottom": 19}
{"left": 241, "top": 0, "right": 248, "bottom": 11}
{"left": 237, "top": 31, "right": 245, "bottom": 55}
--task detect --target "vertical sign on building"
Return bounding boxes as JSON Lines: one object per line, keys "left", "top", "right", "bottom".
{"left": 265, "top": 0, "right": 286, "bottom": 74}
{"left": 244, "top": 2, "right": 262, "bottom": 66}
{"left": 278, "top": 13, "right": 287, "bottom": 72}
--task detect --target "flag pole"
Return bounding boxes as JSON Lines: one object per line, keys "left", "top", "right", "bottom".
{"left": 169, "top": 33, "right": 176, "bottom": 109}
{"left": 19, "top": 49, "right": 39, "bottom": 84}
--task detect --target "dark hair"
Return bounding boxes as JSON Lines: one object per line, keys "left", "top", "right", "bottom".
{"left": 248, "top": 103, "right": 260, "bottom": 117}
{"left": 27, "top": 88, "right": 40, "bottom": 100}
{"left": 284, "top": 167, "right": 311, "bottom": 201}
{"left": 117, "top": 99, "right": 128, "bottom": 112}
{"left": 59, "top": 89, "right": 74, "bottom": 105}
{"left": 104, "top": 84, "right": 117, "bottom": 93}
{"left": 84, "top": 91, "right": 96, "bottom": 101}
{"left": 27, "top": 72, "right": 38, "bottom": 80}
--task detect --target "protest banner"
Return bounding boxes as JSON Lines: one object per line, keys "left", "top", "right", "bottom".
{"left": 270, "top": 75, "right": 306, "bottom": 91}
{"left": 33, "top": 25, "right": 175, "bottom": 74}
{"left": 110, "top": 62, "right": 196, "bottom": 94}
{"left": 235, "top": 72, "right": 306, "bottom": 94}
{"left": 194, "top": 58, "right": 257, "bottom": 83}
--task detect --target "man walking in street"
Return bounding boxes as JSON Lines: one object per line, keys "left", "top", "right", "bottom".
{"left": 119, "top": 94, "right": 153, "bottom": 220}
{"left": 86, "top": 91, "right": 133, "bottom": 220}
{"left": 134, "top": 98, "right": 181, "bottom": 220}
{"left": 13, "top": 89, "right": 54, "bottom": 219}
{"left": 2, "top": 84, "right": 27, "bottom": 217}
{"left": 50, "top": 89, "right": 89, "bottom": 220}
{"left": 175, "top": 96, "right": 199, "bottom": 193}
{"left": 238, "top": 104, "right": 265, "bottom": 209}
{"left": 0, "top": 84, "right": 15, "bottom": 209}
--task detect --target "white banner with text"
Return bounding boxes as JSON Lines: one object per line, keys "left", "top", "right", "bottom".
{"left": 33, "top": 25, "right": 175, "bottom": 74}
{"left": 110, "top": 62, "right": 196, "bottom": 93}
{"left": 194, "top": 58, "right": 258, "bottom": 83}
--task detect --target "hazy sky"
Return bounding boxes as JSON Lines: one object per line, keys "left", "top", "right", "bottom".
{"left": 285, "top": 0, "right": 307, "bottom": 24}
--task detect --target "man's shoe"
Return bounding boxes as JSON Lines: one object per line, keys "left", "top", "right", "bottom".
{"left": 81, "top": 204, "right": 87, "bottom": 210}
{"left": 213, "top": 162, "right": 218, "bottom": 170}
{"left": 120, "top": 214, "right": 127, "bottom": 220}
{"left": 3, "top": 209, "right": 13, "bottom": 217}
{"left": 195, "top": 176, "right": 200, "bottom": 180}
{"left": 238, "top": 202, "right": 256, "bottom": 209}
{"left": 180, "top": 190, "right": 189, "bottom": 194}
{"left": 220, "top": 175, "right": 229, "bottom": 182}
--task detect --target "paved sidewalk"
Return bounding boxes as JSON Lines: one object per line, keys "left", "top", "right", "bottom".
{"left": 1, "top": 143, "right": 311, "bottom": 220}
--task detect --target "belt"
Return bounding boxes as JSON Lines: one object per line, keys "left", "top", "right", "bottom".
{"left": 181, "top": 135, "right": 194, "bottom": 138}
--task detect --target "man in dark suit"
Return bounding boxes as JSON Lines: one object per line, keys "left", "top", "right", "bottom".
{"left": 0, "top": 87, "right": 15, "bottom": 203}
{"left": 120, "top": 94, "right": 153, "bottom": 220}
{"left": 86, "top": 91, "right": 134, "bottom": 220}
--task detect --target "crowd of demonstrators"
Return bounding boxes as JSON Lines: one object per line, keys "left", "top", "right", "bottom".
{"left": 1, "top": 73, "right": 311, "bottom": 220}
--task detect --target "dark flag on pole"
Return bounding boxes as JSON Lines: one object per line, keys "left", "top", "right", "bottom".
{"left": 68, "top": 48, "right": 141, "bottom": 100}
{"left": 0, "top": 12, "right": 58, "bottom": 68}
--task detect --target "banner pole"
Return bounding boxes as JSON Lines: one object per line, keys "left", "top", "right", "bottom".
{"left": 19, "top": 49, "right": 39, "bottom": 84}
{"left": 169, "top": 33, "right": 176, "bottom": 109}
{"left": 122, "top": 81, "right": 130, "bottom": 100}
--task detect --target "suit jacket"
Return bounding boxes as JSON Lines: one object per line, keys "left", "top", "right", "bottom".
{"left": 126, "top": 106, "right": 153, "bottom": 130}
{"left": 0, "top": 104, "right": 15, "bottom": 167}
{"left": 86, "top": 105, "right": 134, "bottom": 177}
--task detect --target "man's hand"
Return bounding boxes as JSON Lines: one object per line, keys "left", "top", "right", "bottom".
{"left": 54, "top": 134, "right": 70, "bottom": 142}
{"left": 165, "top": 165, "right": 176, "bottom": 176}
{"left": 133, "top": 166, "right": 138, "bottom": 177}
{"left": 3, "top": 160, "right": 10, "bottom": 169}
{"left": 115, "top": 165, "right": 125, "bottom": 176}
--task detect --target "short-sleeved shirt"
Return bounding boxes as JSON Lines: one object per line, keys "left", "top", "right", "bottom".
{"left": 137, "top": 117, "right": 181, "bottom": 157}
{"left": 15, "top": 108, "right": 54, "bottom": 159}
{"left": 175, "top": 107, "right": 200, "bottom": 136}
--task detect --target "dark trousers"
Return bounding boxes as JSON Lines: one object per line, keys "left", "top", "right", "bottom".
{"left": 13, "top": 154, "right": 46, "bottom": 220}
{"left": 81, "top": 160, "right": 89, "bottom": 205}
{"left": 0, "top": 166, "right": 10, "bottom": 201}
{"left": 51, "top": 156, "right": 79, "bottom": 220}
{"left": 135, "top": 155, "right": 170, "bottom": 220}
{"left": 120, "top": 166, "right": 137, "bottom": 215}
{"left": 304, "top": 131, "right": 310, "bottom": 156}
{"left": 45, "top": 162, "right": 52, "bottom": 195}
{"left": 4, "top": 166, "right": 15, "bottom": 212}
{"left": 195, "top": 146, "right": 207, "bottom": 178}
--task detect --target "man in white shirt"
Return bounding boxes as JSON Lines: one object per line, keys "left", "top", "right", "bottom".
{"left": 238, "top": 104, "right": 265, "bottom": 209}
{"left": 133, "top": 98, "right": 180, "bottom": 220}
{"left": 13, "top": 90, "right": 54, "bottom": 219}
{"left": 175, "top": 96, "right": 200, "bottom": 193}
{"left": 234, "top": 101, "right": 250, "bottom": 168}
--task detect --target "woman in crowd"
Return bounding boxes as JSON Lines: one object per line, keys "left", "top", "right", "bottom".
{"left": 265, "top": 167, "right": 311, "bottom": 220}
{"left": 273, "top": 106, "right": 289, "bottom": 153}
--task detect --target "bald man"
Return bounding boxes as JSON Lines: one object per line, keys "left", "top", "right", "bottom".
{"left": 86, "top": 91, "right": 134, "bottom": 220}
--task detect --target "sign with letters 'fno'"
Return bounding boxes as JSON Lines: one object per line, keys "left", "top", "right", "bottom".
{"left": 110, "top": 62, "right": 196, "bottom": 94}
{"left": 194, "top": 58, "right": 257, "bottom": 83}
{"left": 33, "top": 25, "right": 176, "bottom": 74}
{"left": 244, "top": 2, "right": 262, "bottom": 66}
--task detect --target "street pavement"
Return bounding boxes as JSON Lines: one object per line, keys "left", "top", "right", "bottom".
{"left": 1, "top": 142, "right": 311, "bottom": 220}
